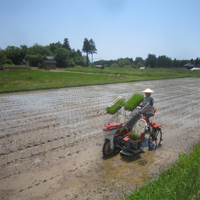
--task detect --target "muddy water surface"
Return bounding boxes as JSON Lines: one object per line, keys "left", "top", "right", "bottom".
{"left": 0, "top": 78, "right": 200, "bottom": 200}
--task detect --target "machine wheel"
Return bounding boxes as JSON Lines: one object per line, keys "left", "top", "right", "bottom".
{"left": 155, "top": 128, "right": 162, "bottom": 146}
{"left": 148, "top": 128, "right": 162, "bottom": 150}
{"left": 102, "top": 139, "right": 113, "bottom": 156}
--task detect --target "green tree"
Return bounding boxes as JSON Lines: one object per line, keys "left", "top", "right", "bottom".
{"left": 5, "top": 46, "right": 24, "bottom": 65}
{"left": 126, "top": 57, "right": 134, "bottom": 64}
{"left": 110, "top": 63, "right": 118, "bottom": 68}
{"left": 76, "top": 49, "right": 82, "bottom": 57}
{"left": 49, "top": 41, "right": 62, "bottom": 53}
{"left": 180, "top": 60, "right": 188, "bottom": 67}
{"left": 28, "top": 44, "right": 51, "bottom": 56}
{"left": 172, "top": 58, "right": 177, "bottom": 68}
{"left": 136, "top": 61, "right": 144, "bottom": 68}
{"left": 63, "top": 38, "right": 71, "bottom": 50}
{"left": 82, "top": 38, "right": 90, "bottom": 67}
{"left": 195, "top": 57, "right": 199, "bottom": 65}
{"left": 25, "top": 54, "right": 43, "bottom": 67}
{"left": 73, "top": 49, "right": 85, "bottom": 66}
{"left": 135, "top": 57, "right": 143, "bottom": 65}
{"left": 54, "top": 48, "right": 69, "bottom": 68}
{"left": 157, "top": 55, "right": 167, "bottom": 68}
{"left": 20, "top": 45, "right": 28, "bottom": 62}
{"left": 118, "top": 58, "right": 131, "bottom": 68}
{"left": 176, "top": 60, "right": 180, "bottom": 68}
{"left": 156, "top": 55, "right": 172, "bottom": 68}
{"left": 89, "top": 39, "right": 97, "bottom": 68}
{"left": 20, "top": 45, "right": 28, "bottom": 50}
{"left": 166, "top": 57, "right": 172, "bottom": 68}
{"left": 146, "top": 54, "right": 157, "bottom": 68}
{"left": 0, "top": 50, "right": 7, "bottom": 65}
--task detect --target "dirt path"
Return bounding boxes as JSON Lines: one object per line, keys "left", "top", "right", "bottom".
{"left": 0, "top": 78, "right": 200, "bottom": 200}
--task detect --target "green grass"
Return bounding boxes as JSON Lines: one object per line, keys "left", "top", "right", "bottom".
{"left": 0, "top": 69, "right": 132, "bottom": 93}
{"left": 66, "top": 66, "right": 200, "bottom": 79}
{"left": 0, "top": 66, "right": 200, "bottom": 93}
{"left": 123, "top": 142, "right": 200, "bottom": 200}
{"left": 124, "top": 93, "right": 144, "bottom": 111}
{"left": 3, "top": 64, "right": 28, "bottom": 67}
{"left": 106, "top": 99, "right": 125, "bottom": 114}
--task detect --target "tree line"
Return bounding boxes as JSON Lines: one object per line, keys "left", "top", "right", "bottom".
{"left": 0, "top": 38, "right": 97, "bottom": 68}
{"left": 0, "top": 37, "right": 199, "bottom": 68}
{"left": 94, "top": 54, "right": 200, "bottom": 69}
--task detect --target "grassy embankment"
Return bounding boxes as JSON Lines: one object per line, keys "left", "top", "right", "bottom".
{"left": 66, "top": 66, "right": 200, "bottom": 79}
{"left": 0, "top": 66, "right": 200, "bottom": 93}
{"left": 0, "top": 68, "right": 131, "bottom": 93}
{"left": 123, "top": 142, "right": 200, "bottom": 200}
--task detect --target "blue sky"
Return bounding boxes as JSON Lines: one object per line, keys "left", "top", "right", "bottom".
{"left": 0, "top": 0, "right": 199, "bottom": 61}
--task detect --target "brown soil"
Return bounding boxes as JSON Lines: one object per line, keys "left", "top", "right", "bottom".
{"left": 0, "top": 78, "right": 200, "bottom": 200}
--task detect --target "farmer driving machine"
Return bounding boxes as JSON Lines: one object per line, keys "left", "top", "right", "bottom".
{"left": 102, "top": 95, "right": 163, "bottom": 156}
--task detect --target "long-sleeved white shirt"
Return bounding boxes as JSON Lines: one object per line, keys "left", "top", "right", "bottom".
{"left": 142, "top": 96, "right": 154, "bottom": 114}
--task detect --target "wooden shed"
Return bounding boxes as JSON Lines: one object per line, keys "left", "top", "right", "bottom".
{"left": 42, "top": 60, "right": 57, "bottom": 70}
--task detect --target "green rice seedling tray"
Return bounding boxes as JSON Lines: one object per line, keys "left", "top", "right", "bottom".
{"left": 124, "top": 93, "right": 144, "bottom": 111}
{"left": 106, "top": 98, "right": 125, "bottom": 115}
{"left": 129, "top": 132, "right": 139, "bottom": 140}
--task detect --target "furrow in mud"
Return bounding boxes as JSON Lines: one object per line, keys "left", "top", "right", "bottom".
{"left": 0, "top": 78, "right": 200, "bottom": 200}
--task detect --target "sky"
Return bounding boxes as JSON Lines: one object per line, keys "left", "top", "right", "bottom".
{"left": 0, "top": 0, "right": 200, "bottom": 61}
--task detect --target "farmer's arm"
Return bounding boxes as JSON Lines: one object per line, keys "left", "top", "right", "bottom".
{"left": 150, "top": 98, "right": 154, "bottom": 106}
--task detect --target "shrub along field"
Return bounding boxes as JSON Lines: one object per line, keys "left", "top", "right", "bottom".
{"left": 0, "top": 67, "right": 200, "bottom": 93}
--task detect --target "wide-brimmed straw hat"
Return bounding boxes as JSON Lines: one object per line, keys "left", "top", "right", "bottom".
{"left": 142, "top": 88, "right": 154, "bottom": 93}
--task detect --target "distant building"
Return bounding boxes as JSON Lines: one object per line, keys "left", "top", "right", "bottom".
{"left": 140, "top": 66, "right": 146, "bottom": 69}
{"left": 42, "top": 60, "right": 57, "bottom": 70}
{"left": 182, "top": 63, "right": 196, "bottom": 70}
{"left": 190, "top": 67, "right": 200, "bottom": 71}
{"left": 46, "top": 56, "right": 54, "bottom": 60}
{"left": 20, "top": 59, "right": 26, "bottom": 65}
{"left": 95, "top": 65, "right": 104, "bottom": 69}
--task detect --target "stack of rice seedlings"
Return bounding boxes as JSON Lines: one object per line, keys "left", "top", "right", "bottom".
{"left": 129, "top": 132, "right": 139, "bottom": 140}
{"left": 106, "top": 96, "right": 125, "bottom": 115}
{"left": 124, "top": 93, "right": 144, "bottom": 111}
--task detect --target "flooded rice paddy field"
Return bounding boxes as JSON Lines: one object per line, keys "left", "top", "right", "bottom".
{"left": 0, "top": 77, "right": 200, "bottom": 200}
